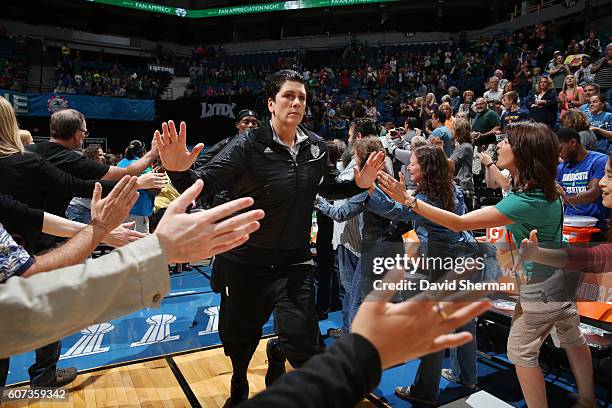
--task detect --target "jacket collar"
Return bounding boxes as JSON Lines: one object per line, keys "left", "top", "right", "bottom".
{"left": 255, "top": 119, "right": 319, "bottom": 148}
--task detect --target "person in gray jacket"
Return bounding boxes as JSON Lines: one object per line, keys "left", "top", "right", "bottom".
{"left": 0, "top": 178, "right": 264, "bottom": 373}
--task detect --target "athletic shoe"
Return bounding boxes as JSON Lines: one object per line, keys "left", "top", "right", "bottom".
{"left": 31, "top": 367, "right": 77, "bottom": 388}
{"left": 441, "top": 368, "right": 476, "bottom": 389}
{"left": 326, "top": 328, "right": 345, "bottom": 339}
{"left": 265, "top": 338, "right": 286, "bottom": 387}
{"left": 394, "top": 386, "right": 437, "bottom": 406}
{"left": 223, "top": 378, "right": 248, "bottom": 407}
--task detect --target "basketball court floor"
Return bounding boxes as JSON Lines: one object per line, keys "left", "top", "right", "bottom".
{"left": 4, "top": 263, "right": 611, "bottom": 407}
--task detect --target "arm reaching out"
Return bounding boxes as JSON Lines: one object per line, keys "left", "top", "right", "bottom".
{"left": 376, "top": 171, "right": 512, "bottom": 232}
{"left": 22, "top": 176, "right": 141, "bottom": 278}
{"left": 155, "top": 120, "right": 204, "bottom": 172}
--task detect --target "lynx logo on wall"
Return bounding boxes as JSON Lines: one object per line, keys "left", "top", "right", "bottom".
{"left": 200, "top": 102, "right": 237, "bottom": 119}
{"left": 156, "top": 96, "right": 257, "bottom": 146}
{"left": 60, "top": 323, "right": 114, "bottom": 360}
{"left": 130, "top": 314, "right": 180, "bottom": 347}
{"left": 198, "top": 306, "right": 220, "bottom": 335}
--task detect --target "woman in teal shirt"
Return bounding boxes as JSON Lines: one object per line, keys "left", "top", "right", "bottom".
{"left": 377, "top": 121, "right": 597, "bottom": 408}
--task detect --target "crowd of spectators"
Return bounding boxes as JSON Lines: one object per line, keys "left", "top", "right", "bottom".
{"left": 53, "top": 45, "right": 172, "bottom": 99}
{"left": 175, "top": 22, "right": 611, "bottom": 144}
{"left": 0, "top": 26, "right": 29, "bottom": 92}
{"left": 1, "top": 18, "right": 612, "bottom": 403}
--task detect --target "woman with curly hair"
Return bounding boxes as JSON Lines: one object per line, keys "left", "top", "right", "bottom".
{"left": 334, "top": 143, "right": 479, "bottom": 404}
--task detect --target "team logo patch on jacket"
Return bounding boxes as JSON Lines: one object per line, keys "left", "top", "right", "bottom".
{"left": 310, "top": 144, "right": 320, "bottom": 159}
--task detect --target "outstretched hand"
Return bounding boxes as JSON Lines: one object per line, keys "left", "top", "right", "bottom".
{"left": 103, "top": 222, "right": 146, "bottom": 248}
{"left": 376, "top": 171, "right": 413, "bottom": 206}
{"left": 90, "top": 176, "right": 140, "bottom": 233}
{"left": 351, "top": 268, "right": 490, "bottom": 369}
{"left": 137, "top": 171, "right": 168, "bottom": 190}
{"left": 154, "top": 180, "right": 265, "bottom": 263}
{"left": 154, "top": 120, "right": 204, "bottom": 172}
{"left": 354, "top": 151, "right": 386, "bottom": 188}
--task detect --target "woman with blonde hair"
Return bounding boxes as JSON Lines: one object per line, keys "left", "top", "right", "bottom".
{"left": 420, "top": 92, "right": 439, "bottom": 125}
{"left": 559, "top": 74, "right": 586, "bottom": 119}
{"left": 0, "top": 97, "right": 23, "bottom": 157}
{"left": 19, "top": 130, "right": 33, "bottom": 146}
{"left": 526, "top": 76, "right": 558, "bottom": 129}
{"left": 439, "top": 102, "right": 455, "bottom": 131}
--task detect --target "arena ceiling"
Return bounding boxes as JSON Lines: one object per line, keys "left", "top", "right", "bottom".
{"left": 3, "top": 0, "right": 532, "bottom": 44}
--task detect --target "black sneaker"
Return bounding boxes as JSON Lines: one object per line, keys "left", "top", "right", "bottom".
{"left": 265, "top": 338, "right": 286, "bottom": 387}
{"left": 32, "top": 367, "right": 78, "bottom": 388}
{"left": 223, "top": 378, "right": 248, "bottom": 407}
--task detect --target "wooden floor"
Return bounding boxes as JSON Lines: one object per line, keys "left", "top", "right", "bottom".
{"left": 3, "top": 340, "right": 381, "bottom": 408}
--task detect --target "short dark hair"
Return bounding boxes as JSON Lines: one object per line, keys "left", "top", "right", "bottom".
{"left": 432, "top": 110, "right": 446, "bottom": 123}
{"left": 50, "top": 109, "right": 85, "bottom": 140}
{"left": 404, "top": 116, "right": 418, "bottom": 130}
{"left": 264, "top": 70, "right": 305, "bottom": 100}
{"left": 83, "top": 145, "right": 102, "bottom": 160}
{"left": 556, "top": 128, "right": 581, "bottom": 144}
{"left": 352, "top": 117, "right": 378, "bottom": 137}
{"left": 125, "top": 140, "right": 145, "bottom": 160}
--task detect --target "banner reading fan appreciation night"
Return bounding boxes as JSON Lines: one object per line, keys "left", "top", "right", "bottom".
{"left": 1, "top": 90, "right": 155, "bottom": 121}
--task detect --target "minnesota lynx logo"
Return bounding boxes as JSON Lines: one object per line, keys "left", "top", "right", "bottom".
{"left": 198, "top": 306, "right": 219, "bottom": 335}
{"left": 60, "top": 323, "right": 114, "bottom": 359}
{"left": 130, "top": 314, "right": 180, "bottom": 347}
{"left": 200, "top": 102, "right": 237, "bottom": 119}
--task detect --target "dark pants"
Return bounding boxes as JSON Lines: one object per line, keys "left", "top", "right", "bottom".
{"left": 0, "top": 341, "right": 61, "bottom": 387}
{"left": 217, "top": 257, "right": 324, "bottom": 382}
{"left": 315, "top": 212, "right": 339, "bottom": 318}
{"left": 410, "top": 322, "right": 477, "bottom": 402}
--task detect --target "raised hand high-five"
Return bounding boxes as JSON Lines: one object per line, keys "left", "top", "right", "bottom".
{"left": 354, "top": 151, "right": 386, "bottom": 188}
{"left": 154, "top": 120, "right": 204, "bottom": 172}
{"left": 351, "top": 268, "right": 490, "bottom": 369}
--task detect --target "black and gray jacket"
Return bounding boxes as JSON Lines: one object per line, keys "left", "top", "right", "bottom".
{"left": 168, "top": 121, "right": 364, "bottom": 266}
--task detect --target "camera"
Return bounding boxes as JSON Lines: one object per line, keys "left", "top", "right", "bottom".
{"left": 495, "top": 133, "right": 507, "bottom": 143}
{"left": 388, "top": 127, "right": 405, "bottom": 138}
